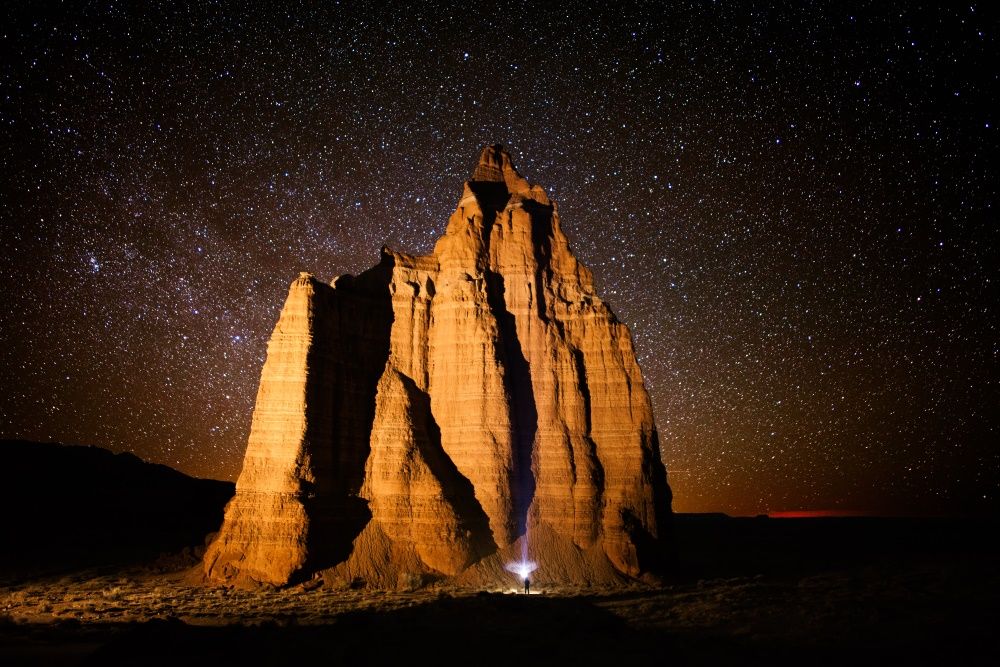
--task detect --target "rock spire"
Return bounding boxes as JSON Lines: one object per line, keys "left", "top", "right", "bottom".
{"left": 202, "top": 145, "right": 672, "bottom": 588}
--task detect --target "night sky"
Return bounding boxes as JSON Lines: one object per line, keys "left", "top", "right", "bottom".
{"left": 2, "top": 1, "right": 996, "bottom": 516}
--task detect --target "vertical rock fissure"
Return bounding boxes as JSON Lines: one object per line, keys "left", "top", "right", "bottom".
{"left": 571, "top": 347, "right": 592, "bottom": 438}
{"left": 485, "top": 269, "right": 537, "bottom": 543}
{"left": 305, "top": 263, "right": 395, "bottom": 576}
{"left": 571, "top": 345, "right": 606, "bottom": 540}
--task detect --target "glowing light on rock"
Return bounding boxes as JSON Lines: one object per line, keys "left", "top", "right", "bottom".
{"left": 505, "top": 560, "right": 538, "bottom": 580}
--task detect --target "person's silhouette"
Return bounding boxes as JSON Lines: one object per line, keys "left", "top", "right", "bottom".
{"left": 524, "top": 577, "right": 530, "bottom": 594}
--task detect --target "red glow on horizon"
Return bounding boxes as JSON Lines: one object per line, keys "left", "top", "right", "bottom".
{"left": 768, "top": 510, "right": 886, "bottom": 518}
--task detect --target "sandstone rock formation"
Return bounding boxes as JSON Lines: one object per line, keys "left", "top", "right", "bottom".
{"left": 202, "top": 145, "right": 672, "bottom": 588}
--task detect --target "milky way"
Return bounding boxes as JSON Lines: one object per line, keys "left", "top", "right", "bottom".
{"left": 1, "top": 2, "right": 996, "bottom": 515}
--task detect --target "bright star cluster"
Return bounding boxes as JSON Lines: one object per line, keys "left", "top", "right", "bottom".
{"left": 1, "top": 2, "right": 996, "bottom": 516}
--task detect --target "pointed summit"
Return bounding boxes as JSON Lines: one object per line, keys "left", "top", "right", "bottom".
{"left": 471, "top": 143, "right": 532, "bottom": 195}
{"left": 471, "top": 144, "right": 513, "bottom": 182}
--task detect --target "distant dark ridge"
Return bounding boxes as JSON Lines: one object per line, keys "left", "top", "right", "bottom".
{"left": 671, "top": 511, "right": 999, "bottom": 581}
{"left": 0, "top": 440, "right": 234, "bottom": 576}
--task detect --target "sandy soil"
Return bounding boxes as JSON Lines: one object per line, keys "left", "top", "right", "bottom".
{"left": 5, "top": 446, "right": 995, "bottom": 664}
{"left": 1, "top": 551, "right": 996, "bottom": 666}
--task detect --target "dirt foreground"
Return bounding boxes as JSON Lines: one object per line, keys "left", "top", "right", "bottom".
{"left": 1, "top": 550, "right": 996, "bottom": 666}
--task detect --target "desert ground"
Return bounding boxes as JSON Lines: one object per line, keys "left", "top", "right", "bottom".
{"left": 2, "top": 515, "right": 997, "bottom": 666}
{"left": 2, "top": 443, "right": 996, "bottom": 665}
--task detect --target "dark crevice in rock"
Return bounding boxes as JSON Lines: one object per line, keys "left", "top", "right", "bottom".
{"left": 300, "top": 258, "right": 394, "bottom": 576}
{"left": 485, "top": 269, "right": 538, "bottom": 543}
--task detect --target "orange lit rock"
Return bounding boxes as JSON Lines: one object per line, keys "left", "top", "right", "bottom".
{"left": 203, "top": 145, "right": 672, "bottom": 587}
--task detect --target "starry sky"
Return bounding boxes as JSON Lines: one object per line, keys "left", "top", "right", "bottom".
{"left": 2, "top": 1, "right": 996, "bottom": 516}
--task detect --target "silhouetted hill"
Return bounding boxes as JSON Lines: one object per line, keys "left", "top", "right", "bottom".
{"left": 0, "top": 440, "right": 234, "bottom": 576}
{"left": 671, "top": 511, "right": 1000, "bottom": 580}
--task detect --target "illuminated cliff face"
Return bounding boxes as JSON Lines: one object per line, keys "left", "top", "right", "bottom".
{"left": 202, "top": 145, "right": 672, "bottom": 588}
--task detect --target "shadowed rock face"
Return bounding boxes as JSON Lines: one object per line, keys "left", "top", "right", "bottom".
{"left": 203, "top": 145, "right": 672, "bottom": 587}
